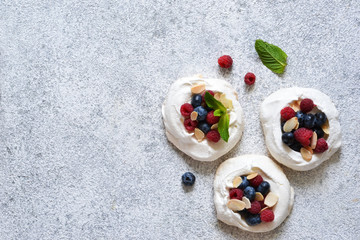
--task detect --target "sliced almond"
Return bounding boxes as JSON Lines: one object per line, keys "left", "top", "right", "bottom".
{"left": 191, "top": 83, "right": 205, "bottom": 94}
{"left": 322, "top": 119, "right": 329, "bottom": 134}
{"left": 242, "top": 197, "right": 251, "bottom": 209}
{"left": 305, "top": 146, "right": 313, "bottom": 154}
{"left": 300, "top": 147, "right": 312, "bottom": 161}
{"left": 194, "top": 128, "right": 205, "bottom": 142}
{"left": 214, "top": 92, "right": 222, "bottom": 101}
{"left": 247, "top": 172, "right": 258, "bottom": 180}
{"left": 294, "top": 121, "right": 299, "bottom": 130}
{"left": 290, "top": 100, "right": 301, "bottom": 112}
{"left": 255, "top": 192, "right": 264, "bottom": 201}
{"left": 211, "top": 123, "right": 218, "bottom": 129}
{"left": 264, "top": 192, "right": 278, "bottom": 207}
{"left": 220, "top": 94, "right": 233, "bottom": 110}
{"left": 260, "top": 206, "right": 270, "bottom": 213}
{"left": 283, "top": 117, "right": 298, "bottom": 132}
{"left": 232, "top": 177, "right": 242, "bottom": 188}
{"left": 190, "top": 111, "right": 198, "bottom": 121}
{"left": 227, "top": 199, "right": 246, "bottom": 211}
{"left": 311, "top": 131, "right": 318, "bottom": 149}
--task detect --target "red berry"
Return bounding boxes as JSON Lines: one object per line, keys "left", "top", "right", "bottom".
{"left": 206, "top": 111, "right": 220, "bottom": 125}
{"left": 206, "top": 130, "right": 220, "bottom": 142}
{"left": 201, "top": 90, "right": 215, "bottom": 103}
{"left": 259, "top": 200, "right": 266, "bottom": 209}
{"left": 249, "top": 175, "right": 263, "bottom": 188}
{"left": 244, "top": 72, "right": 256, "bottom": 85}
{"left": 248, "top": 201, "right": 261, "bottom": 214}
{"left": 280, "top": 107, "right": 296, "bottom": 121}
{"left": 184, "top": 118, "right": 197, "bottom": 131}
{"left": 314, "top": 138, "right": 329, "bottom": 153}
{"left": 260, "top": 209, "right": 275, "bottom": 222}
{"left": 180, "top": 103, "right": 194, "bottom": 117}
{"left": 300, "top": 98, "right": 315, "bottom": 113}
{"left": 229, "top": 188, "right": 243, "bottom": 200}
{"left": 294, "top": 128, "right": 313, "bottom": 147}
{"left": 218, "top": 55, "right": 233, "bottom": 68}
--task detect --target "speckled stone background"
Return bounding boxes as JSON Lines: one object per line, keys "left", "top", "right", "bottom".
{"left": 0, "top": 0, "right": 359, "bottom": 239}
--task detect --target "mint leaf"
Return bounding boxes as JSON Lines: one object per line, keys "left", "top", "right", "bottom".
{"left": 218, "top": 113, "right": 229, "bottom": 142}
{"left": 213, "top": 109, "right": 223, "bottom": 117}
{"left": 255, "top": 39, "right": 287, "bottom": 74}
{"left": 204, "top": 92, "right": 226, "bottom": 113}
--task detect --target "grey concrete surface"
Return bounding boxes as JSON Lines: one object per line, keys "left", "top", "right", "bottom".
{"left": 0, "top": 0, "right": 359, "bottom": 239}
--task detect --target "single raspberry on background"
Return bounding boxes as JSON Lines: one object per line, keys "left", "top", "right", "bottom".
{"left": 280, "top": 107, "right": 296, "bottom": 121}
{"left": 183, "top": 118, "right": 197, "bottom": 131}
{"left": 248, "top": 201, "right": 261, "bottom": 214}
{"left": 229, "top": 188, "right": 243, "bottom": 200}
{"left": 206, "top": 111, "right": 220, "bottom": 125}
{"left": 206, "top": 130, "right": 220, "bottom": 142}
{"left": 294, "top": 128, "right": 313, "bottom": 147}
{"left": 314, "top": 138, "right": 329, "bottom": 153}
{"left": 244, "top": 72, "right": 256, "bottom": 85}
{"left": 180, "top": 103, "right": 194, "bottom": 117}
{"left": 260, "top": 209, "right": 275, "bottom": 222}
{"left": 249, "top": 175, "right": 263, "bottom": 188}
{"left": 218, "top": 55, "right": 233, "bottom": 68}
{"left": 300, "top": 98, "right": 315, "bottom": 113}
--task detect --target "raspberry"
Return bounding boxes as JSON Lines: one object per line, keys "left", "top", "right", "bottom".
{"left": 314, "top": 138, "right": 329, "bottom": 153}
{"left": 206, "top": 111, "right": 220, "bottom": 125}
{"left": 180, "top": 103, "right": 194, "bottom": 117}
{"left": 294, "top": 128, "right": 313, "bottom": 147}
{"left": 260, "top": 209, "right": 275, "bottom": 222}
{"left": 184, "top": 118, "right": 197, "bottom": 131}
{"left": 280, "top": 107, "right": 296, "bottom": 121}
{"left": 244, "top": 72, "right": 256, "bottom": 85}
{"left": 249, "top": 175, "right": 263, "bottom": 188}
{"left": 229, "top": 188, "right": 243, "bottom": 200}
{"left": 201, "top": 90, "right": 215, "bottom": 103}
{"left": 248, "top": 201, "right": 261, "bottom": 214}
{"left": 206, "top": 130, "right": 220, "bottom": 142}
{"left": 259, "top": 200, "right": 266, "bottom": 209}
{"left": 218, "top": 55, "right": 233, "bottom": 68}
{"left": 300, "top": 98, "right": 315, "bottom": 113}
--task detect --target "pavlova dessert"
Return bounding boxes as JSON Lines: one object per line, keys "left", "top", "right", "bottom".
{"left": 260, "top": 87, "right": 341, "bottom": 171}
{"left": 162, "top": 75, "right": 244, "bottom": 161}
{"left": 214, "top": 155, "right": 294, "bottom": 232}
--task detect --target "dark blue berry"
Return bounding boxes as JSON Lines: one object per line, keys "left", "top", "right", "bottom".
{"left": 289, "top": 141, "right": 302, "bottom": 152}
{"left": 191, "top": 94, "right": 202, "bottom": 108}
{"left": 257, "top": 181, "right": 270, "bottom": 196}
{"left": 296, "top": 111, "right": 306, "bottom": 126}
{"left": 194, "top": 106, "right": 208, "bottom": 121}
{"left": 181, "top": 172, "right": 195, "bottom": 186}
{"left": 245, "top": 214, "right": 261, "bottom": 226}
{"left": 281, "top": 121, "right": 285, "bottom": 133}
{"left": 314, "top": 112, "right": 327, "bottom": 127}
{"left": 303, "top": 114, "right": 315, "bottom": 129}
{"left": 197, "top": 122, "right": 211, "bottom": 134}
{"left": 282, "top": 132, "right": 295, "bottom": 145}
{"left": 314, "top": 127, "right": 325, "bottom": 139}
{"left": 244, "top": 186, "right": 256, "bottom": 201}
{"left": 237, "top": 176, "right": 250, "bottom": 190}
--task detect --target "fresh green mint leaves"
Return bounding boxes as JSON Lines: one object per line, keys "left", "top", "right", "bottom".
{"left": 255, "top": 39, "right": 287, "bottom": 74}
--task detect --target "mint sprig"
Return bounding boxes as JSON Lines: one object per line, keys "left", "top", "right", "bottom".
{"left": 204, "top": 92, "right": 229, "bottom": 142}
{"left": 255, "top": 39, "right": 287, "bottom": 74}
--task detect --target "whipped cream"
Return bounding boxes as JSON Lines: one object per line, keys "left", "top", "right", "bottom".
{"left": 260, "top": 87, "right": 341, "bottom": 171}
{"left": 162, "top": 76, "right": 244, "bottom": 161}
{"left": 214, "top": 155, "right": 294, "bottom": 232}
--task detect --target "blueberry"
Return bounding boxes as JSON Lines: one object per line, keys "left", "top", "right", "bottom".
{"left": 181, "top": 172, "right": 195, "bottom": 186}
{"left": 280, "top": 121, "right": 285, "bottom": 133}
{"left": 197, "top": 122, "right": 211, "bottom": 134}
{"left": 237, "top": 176, "right": 249, "bottom": 190}
{"left": 314, "top": 127, "right": 325, "bottom": 139}
{"left": 314, "top": 112, "right": 327, "bottom": 127}
{"left": 244, "top": 186, "right": 256, "bottom": 201}
{"left": 289, "top": 141, "right": 302, "bottom": 152}
{"left": 194, "top": 106, "right": 208, "bottom": 121}
{"left": 245, "top": 214, "right": 261, "bottom": 226}
{"left": 296, "top": 111, "right": 306, "bottom": 126}
{"left": 282, "top": 132, "right": 295, "bottom": 145}
{"left": 303, "top": 113, "right": 315, "bottom": 129}
{"left": 257, "top": 181, "right": 270, "bottom": 196}
{"left": 191, "top": 94, "right": 202, "bottom": 108}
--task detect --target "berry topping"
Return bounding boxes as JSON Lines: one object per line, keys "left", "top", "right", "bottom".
{"left": 183, "top": 118, "right": 197, "bottom": 131}
{"left": 296, "top": 111, "right": 306, "bottom": 126}
{"left": 314, "top": 138, "right": 328, "bottom": 153}
{"left": 206, "top": 130, "right": 221, "bottom": 143}
{"left": 180, "top": 103, "right": 194, "bottom": 117}
{"left": 244, "top": 72, "right": 256, "bottom": 85}
{"left": 206, "top": 111, "right": 220, "bottom": 125}
{"left": 259, "top": 200, "right": 266, "bottom": 209}
{"left": 197, "top": 122, "right": 211, "bottom": 134}
{"left": 257, "top": 181, "right": 270, "bottom": 196}
{"left": 314, "top": 112, "right": 327, "bottom": 127}
{"left": 300, "top": 98, "right": 315, "bottom": 113}
{"left": 289, "top": 141, "right": 302, "bottom": 152}
{"left": 244, "top": 186, "right": 256, "bottom": 201}
{"left": 245, "top": 214, "right": 261, "bottom": 226}
{"left": 229, "top": 188, "right": 243, "bottom": 200}
{"left": 249, "top": 175, "right": 263, "bottom": 188}
{"left": 218, "top": 55, "right": 233, "bottom": 68}
{"left": 201, "top": 90, "right": 215, "bottom": 103}
{"left": 191, "top": 94, "right": 202, "bottom": 108}
{"left": 303, "top": 113, "right": 316, "bottom": 129}
{"left": 248, "top": 201, "right": 262, "bottom": 214}
{"left": 314, "top": 127, "right": 325, "bottom": 139}
{"left": 280, "top": 107, "right": 296, "bottom": 121}
{"left": 282, "top": 132, "right": 295, "bottom": 145}
{"left": 181, "top": 172, "right": 195, "bottom": 186}
{"left": 238, "top": 176, "right": 249, "bottom": 190}
{"left": 294, "top": 128, "right": 313, "bottom": 147}
{"left": 194, "top": 106, "right": 208, "bottom": 121}
{"left": 260, "top": 209, "right": 275, "bottom": 222}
